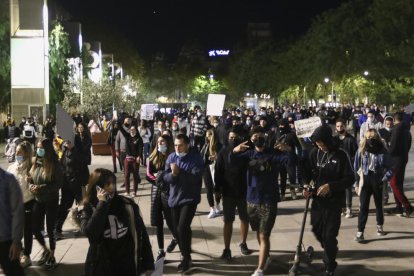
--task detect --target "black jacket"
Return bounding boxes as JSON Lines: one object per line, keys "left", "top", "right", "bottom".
{"left": 214, "top": 145, "right": 247, "bottom": 198}
{"left": 81, "top": 195, "right": 154, "bottom": 276}
{"left": 75, "top": 134, "right": 92, "bottom": 165}
{"left": 389, "top": 122, "right": 412, "bottom": 160}
{"left": 335, "top": 133, "right": 358, "bottom": 162}
{"left": 60, "top": 147, "right": 89, "bottom": 188}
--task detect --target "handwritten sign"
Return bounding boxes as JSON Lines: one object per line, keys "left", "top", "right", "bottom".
{"left": 206, "top": 94, "right": 226, "bottom": 116}
{"left": 294, "top": 117, "right": 322, "bottom": 138}
{"left": 140, "top": 104, "right": 155, "bottom": 120}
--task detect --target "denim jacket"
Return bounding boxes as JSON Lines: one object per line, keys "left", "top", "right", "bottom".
{"left": 354, "top": 150, "right": 392, "bottom": 185}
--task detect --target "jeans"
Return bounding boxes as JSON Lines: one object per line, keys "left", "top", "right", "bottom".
{"left": 202, "top": 165, "right": 215, "bottom": 207}
{"left": 23, "top": 200, "right": 34, "bottom": 256}
{"left": 390, "top": 158, "right": 412, "bottom": 211}
{"left": 32, "top": 199, "right": 59, "bottom": 250}
{"left": 171, "top": 203, "right": 197, "bottom": 260}
{"left": 143, "top": 143, "right": 150, "bottom": 165}
{"left": 279, "top": 164, "right": 296, "bottom": 195}
{"left": 124, "top": 158, "right": 140, "bottom": 194}
{"left": 0, "top": 241, "right": 24, "bottom": 276}
{"left": 156, "top": 192, "right": 177, "bottom": 250}
{"left": 358, "top": 172, "right": 384, "bottom": 232}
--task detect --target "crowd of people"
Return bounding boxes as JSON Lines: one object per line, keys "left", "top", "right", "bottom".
{"left": 0, "top": 103, "right": 413, "bottom": 276}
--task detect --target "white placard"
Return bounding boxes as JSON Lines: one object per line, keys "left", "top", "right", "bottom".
{"left": 56, "top": 104, "right": 75, "bottom": 144}
{"left": 140, "top": 104, "right": 155, "bottom": 120}
{"left": 294, "top": 117, "right": 322, "bottom": 138}
{"left": 206, "top": 94, "right": 226, "bottom": 116}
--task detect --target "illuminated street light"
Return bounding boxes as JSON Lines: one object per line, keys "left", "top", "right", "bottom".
{"left": 364, "top": 70, "right": 369, "bottom": 76}
{"left": 209, "top": 74, "right": 214, "bottom": 81}
{"left": 324, "top": 77, "right": 330, "bottom": 83}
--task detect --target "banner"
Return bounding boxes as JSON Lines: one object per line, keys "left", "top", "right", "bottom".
{"left": 206, "top": 94, "right": 226, "bottom": 116}
{"left": 56, "top": 104, "right": 75, "bottom": 144}
{"left": 294, "top": 117, "right": 322, "bottom": 138}
{"left": 140, "top": 104, "right": 156, "bottom": 120}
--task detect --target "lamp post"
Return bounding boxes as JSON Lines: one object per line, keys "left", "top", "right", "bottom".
{"left": 324, "top": 77, "right": 334, "bottom": 106}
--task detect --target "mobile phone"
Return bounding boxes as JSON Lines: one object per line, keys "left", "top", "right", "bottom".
{"left": 96, "top": 186, "right": 103, "bottom": 193}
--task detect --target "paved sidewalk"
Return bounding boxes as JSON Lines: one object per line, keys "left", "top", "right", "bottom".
{"left": 0, "top": 143, "right": 413, "bottom": 276}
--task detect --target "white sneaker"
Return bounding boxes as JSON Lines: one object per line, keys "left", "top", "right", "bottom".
{"left": 20, "top": 255, "right": 31, "bottom": 268}
{"left": 377, "top": 225, "right": 385, "bottom": 236}
{"left": 215, "top": 204, "right": 223, "bottom": 214}
{"left": 207, "top": 208, "right": 217, "bottom": 219}
{"left": 130, "top": 192, "right": 136, "bottom": 198}
{"left": 251, "top": 269, "right": 264, "bottom": 276}
{"left": 123, "top": 192, "right": 131, "bottom": 198}
{"left": 345, "top": 208, "right": 353, "bottom": 218}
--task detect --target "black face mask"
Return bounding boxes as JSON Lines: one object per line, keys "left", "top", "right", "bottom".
{"left": 228, "top": 138, "right": 241, "bottom": 148}
{"left": 366, "top": 138, "right": 383, "bottom": 154}
{"left": 124, "top": 123, "right": 130, "bottom": 128}
{"left": 253, "top": 137, "right": 265, "bottom": 148}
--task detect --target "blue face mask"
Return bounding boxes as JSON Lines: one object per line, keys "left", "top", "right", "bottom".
{"left": 15, "top": 155, "right": 25, "bottom": 164}
{"left": 37, "top": 148, "right": 45, "bottom": 158}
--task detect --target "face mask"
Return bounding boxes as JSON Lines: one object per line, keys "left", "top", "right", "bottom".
{"left": 228, "top": 138, "right": 241, "bottom": 148}
{"left": 158, "top": 145, "right": 168, "bottom": 153}
{"left": 197, "top": 112, "right": 202, "bottom": 117}
{"left": 246, "top": 120, "right": 251, "bottom": 126}
{"left": 166, "top": 123, "right": 170, "bottom": 127}
{"left": 337, "top": 129, "right": 346, "bottom": 134}
{"left": 253, "top": 137, "right": 265, "bottom": 148}
{"left": 213, "top": 123, "right": 219, "bottom": 128}
{"left": 367, "top": 118, "right": 373, "bottom": 123}
{"left": 385, "top": 127, "right": 391, "bottom": 131}
{"left": 37, "top": 148, "right": 45, "bottom": 158}
{"left": 124, "top": 123, "right": 130, "bottom": 128}
{"left": 172, "top": 126, "right": 178, "bottom": 131}
{"left": 15, "top": 155, "right": 25, "bottom": 164}
{"left": 176, "top": 151, "right": 187, "bottom": 158}
{"left": 130, "top": 132, "right": 136, "bottom": 137}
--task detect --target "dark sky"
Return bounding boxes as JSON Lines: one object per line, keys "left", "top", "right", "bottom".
{"left": 54, "top": 0, "right": 342, "bottom": 60}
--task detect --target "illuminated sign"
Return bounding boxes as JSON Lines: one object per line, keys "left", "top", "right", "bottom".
{"left": 209, "top": 50, "right": 230, "bottom": 57}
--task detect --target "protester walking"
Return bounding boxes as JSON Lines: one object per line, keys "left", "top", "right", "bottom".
{"left": 123, "top": 126, "right": 143, "bottom": 197}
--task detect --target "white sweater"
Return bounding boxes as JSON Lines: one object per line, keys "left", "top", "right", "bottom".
{"left": 7, "top": 161, "right": 34, "bottom": 203}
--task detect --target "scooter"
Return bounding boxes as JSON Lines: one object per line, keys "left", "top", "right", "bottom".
{"left": 288, "top": 185, "right": 315, "bottom": 276}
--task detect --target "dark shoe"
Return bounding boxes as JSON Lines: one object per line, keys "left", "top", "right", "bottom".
{"left": 45, "top": 256, "right": 56, "bottom": 270}
{"left": 354, "top": 232, "right": 364, "bottom": 243}
{"left": 55, "top": 231, "right": 64, "bottom": 240}
{"left": 386, "top": 207, "right": 403, "bottom": 216}
{"left": 37, "top": 250, "right": 51, "bottom": 266}
{"left": 403, "top": 208, "right": 414, "bottom": 218}
{"left": 166, "top": 239, "right": 178, "bottom": 253}
{"left": 239, "top": 242, "right": 251, "bottom": 255}
{"left": 156, "top": 250, "right": 165, "bottom": 261}
{"left": 177, "top": 259, "right": 192, "bottom": 273}
{"left": 113, "top": 169, "right": 117, "bottom": 174}
{"left": 220, "top": 248, "right": 232, "bottom": 261}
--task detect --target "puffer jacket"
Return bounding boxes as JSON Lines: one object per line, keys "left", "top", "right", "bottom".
{"left": 7, "top": 160, "right": 34, "bottom": 203}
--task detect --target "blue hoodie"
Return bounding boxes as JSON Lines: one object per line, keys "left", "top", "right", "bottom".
{"left": 163, "top": 148, "right": 205, "bottom": 208}
{"left": 230, "top": 148, "right": 291, "bottom": 204}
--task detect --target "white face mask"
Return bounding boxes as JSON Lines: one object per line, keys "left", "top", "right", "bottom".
{"left": 213, "top": 123, "right": 219, "bottom": 128}
{"left": 385, "top": 127, "right": 391, "bottom": 131}
{"left": 197, "top": 112, "right": 202, "bottom": 117}
{"left": 176, "top": 151, "right": 187, "bottom": 158}
{"left": 158, "top": 144, "right": 168, "bottom": 153}
{"left": 367, "top": 117, "right": 373, "bottom": 123}
{"left": 172, "top": 126, "right": 178, "bottom": 131}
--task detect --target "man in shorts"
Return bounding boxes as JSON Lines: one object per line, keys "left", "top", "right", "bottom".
{"left": 214, "top": 129, "right": 251, "bottom": 260}
{"left": 230, "top": 126, "right": 292, "bottom": 276}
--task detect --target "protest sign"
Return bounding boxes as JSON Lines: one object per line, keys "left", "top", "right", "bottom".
{"left": 140, "top": 104, "right": 155, "bottom": 120}
{"left": 56, "top": 104, "right": 75, "bottom": 144}
{"left": 294, "top": 117, "right": 322, "bottom": 138}
{"left": 206, "top": 94, "right": 226, "bottom": 116}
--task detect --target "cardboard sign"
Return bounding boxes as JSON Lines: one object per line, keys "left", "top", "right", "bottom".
{"left": 206, "top": 94, "right": 226, "bottom": 116}
{"left": 294, "top": 117, "right": 322, "bottom": 138}
{"left": 56, "top": 104, "right": 75, "bottom": 144}
{"left": 140, "top": 104, "right": 155, "bottom": 120}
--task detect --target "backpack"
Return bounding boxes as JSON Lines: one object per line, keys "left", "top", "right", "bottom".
{"left": 5, "top": 137, "right": 22, "bottom": 163}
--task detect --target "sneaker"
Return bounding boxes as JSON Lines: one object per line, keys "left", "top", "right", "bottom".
{"left": 263, "top": 255, "right": 272, "bottom": 270}
{"left": 45, "top": 256, "right": 57, "bottom": 270}
{"left": 386, "top": 207, "right": 403, "bottom": 216}
{"left": 404, "top": 208, "right": 413, "bottom": 218}
{"left": 341, "top": 208, "right": 346, "bottom": 216}
{"left": 376, "top": 225, "right": 385, "bottom": 236}
{"left": 130, "top": 192, "right": 136, "bottom": 198}
{"left": 354, "top": 232, "right": 364, "bottom": 243}
{"left": 166, "top": 239, "right": 178, "bottom": 253}
{"left": 37, "top": 250, "right": 51, "bottom": 266}
{"left": 177, "top": 259, "right": 192, "bottom": 273}
{"left": 220, "top": 248, "right": 232, "bottom": 261}
{"left": 55, "top": 231, "right": 64, "bottom": 240}
{"left": 251, "top": 269, "right": 264, "bottom": 276}
{"left": 290, "top": 189, "right": 297, "bottom": 200}
{"left": 216, "top": 204, "right": 223, "bottom": 215}
{"left": 207, "top": 208, "right": 218, "bottom": 219}
{"left": 20, "top": 255, "right": 31, "bottom": 268}
{"left": 123, "top": 192, "right": 131, "bottom": 198}
{"left": 345, "top": 208, "right": 353, "bottom": 219}
{"left": 239, "top": 242, "right": 251, "bottom": 255}
{"left": 156, "top": 250, "right": 165, "bottom": 261}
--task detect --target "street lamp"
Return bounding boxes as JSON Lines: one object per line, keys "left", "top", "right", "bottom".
{"left": 324, "top": 77, "right": 335, "bottom": 106}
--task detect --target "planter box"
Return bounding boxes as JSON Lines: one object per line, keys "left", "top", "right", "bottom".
{"left": 91, "top": 132, "right": 111, "bottom": 155}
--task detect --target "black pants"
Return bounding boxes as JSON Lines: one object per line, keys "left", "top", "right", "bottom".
{"left": 156, "top": 193, "right": 177, "bottom": 250}
{"left": 56, "top": 187, "right": 83, "bottom": 233}
{"left": 171, "top": 203, "right": 197, "bottom": 260}
{"left": 202, "top": 165, "right": 215, "bottom": 207}
{"left": 345, "top": 186, "right": 353, "bottom": 208}
{"left": 23, "top": 200, "right": 35, "bottom": 256}
{"left": 311, "top": 201, "right": 341, "bottom": 272}
{"left": 279, "top": 164, "right": 296, "bottom": 195}
{"left": 358, "top": 172, "right": 384, "bottom": 232}
{"left": 0, "top": 241, "right": 24, "bottom": 276}
{"left": 33, "top": 199, "right": 59, "bottom": 250}
{"left": 193, "top": 135, "right": 205, "bottom": 151}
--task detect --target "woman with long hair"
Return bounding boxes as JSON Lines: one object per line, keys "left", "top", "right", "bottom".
{"left": 80, "top": 168, "right": 154, "bottom": 276}
{"left": 146, "top": 135, "right": 178, "bottom": 260}
{"left": 354, "top": 129, "right": 392, "bottom": 242}
{"left": 75, "top": 122, "right": 92, "bottom": 187}
{"left": 7, "top": 141, "right": 33, "bottom": 268}
{"left": 200, "top": 128, "right": 221, "bottom": 218}
{"left": 28, "top": 138, "right": 63, "bottom": 269}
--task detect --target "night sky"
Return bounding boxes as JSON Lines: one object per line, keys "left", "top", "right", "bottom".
{"left": 54, "top": 0, "right": 342, "bottom": 60}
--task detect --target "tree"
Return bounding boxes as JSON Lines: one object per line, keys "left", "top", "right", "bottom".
{"left": 187, "top": 75, "right": 226, "bottom": 103}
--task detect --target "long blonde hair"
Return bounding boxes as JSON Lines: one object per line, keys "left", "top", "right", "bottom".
{"left": 206, "top": 128, "right": 217, "bottom": 158}
{"left": 359, "top": 129, "right": 384, "bottom": 154}
{"left": 16, "top": 141, "right": 33, "bottom": 173}
{"left": 149, "top": 135, "right": 174, "bottom": 170}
